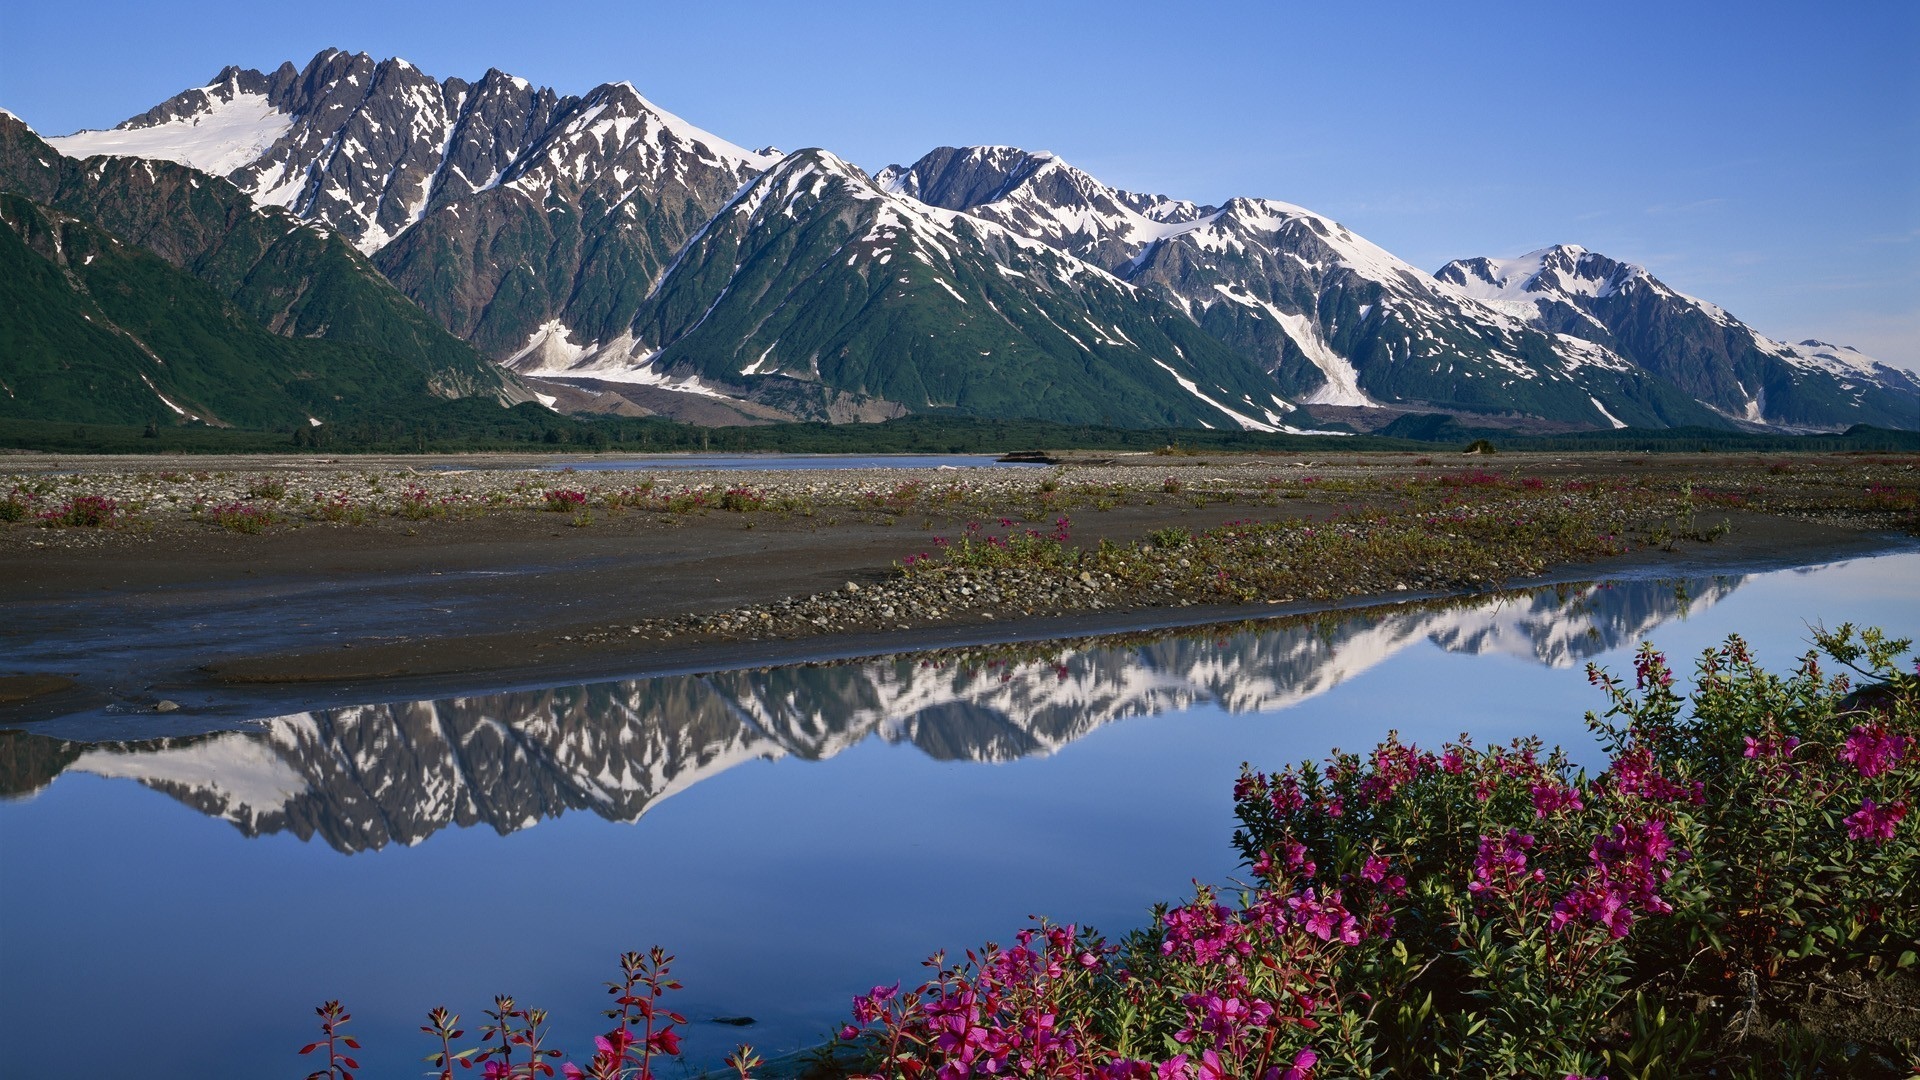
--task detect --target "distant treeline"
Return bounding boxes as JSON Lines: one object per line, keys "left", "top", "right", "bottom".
{"left": 1, "top": 407, "right": 1916, "bottom": 458}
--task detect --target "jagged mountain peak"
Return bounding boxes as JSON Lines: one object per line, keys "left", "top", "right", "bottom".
{"left": 1436, "top": 244, "right": 1654, "bottom": 307}
{"left": 715, "top": 146, "right": 883, "bottom": 223}
{"left": 564, "top": 80, "right": 779, "bottom": 173}
{"left": 1435, "top": 244, "right": 1920, "bottom": 427}
{"left": 1771, "top": 339, "right": 1911, "bottom": 382}
{"left": 47, "top": 49, "right": 774, "bottom": 253}
{"left": 878, "top": 144, "right": 1219, "bottom": 274}
{"left": 1440, "top": 243, "right": 1784, "bottom": 346}
{"left": 492, "top": 78, "right": 776, "bottom": 208}
{"left": 879, "top": 144, "right": 1218, "bottom": 226}
{"left": 875, "top": 144, "right": 1064, "bottom": 205}
{"left": 49, "top": 61, "right": 297, "bottom": 177}
{"left": 1212, "top": 196, "right": 1436, "bottom": 287}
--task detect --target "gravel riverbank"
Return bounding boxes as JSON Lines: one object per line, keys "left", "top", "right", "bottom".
{"left": 3, "top": 450, "right": 1914, "bottom": 729}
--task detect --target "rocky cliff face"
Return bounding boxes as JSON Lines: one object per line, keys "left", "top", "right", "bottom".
{"left": 9, "top": 576, "right": 1740, "bottom": 853}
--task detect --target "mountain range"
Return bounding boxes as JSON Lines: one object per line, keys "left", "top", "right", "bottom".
{"left": 1, "top": 575, "right": 1737, "bottom": 852}
{"left": 5, "top": 48, "right": 1914, "bottom": 433}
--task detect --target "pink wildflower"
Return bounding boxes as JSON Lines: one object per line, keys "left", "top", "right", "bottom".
{"left": 1839, "top": 724, "right": 1911, "bottom": 779}
{"left": 1845, "top": 799, "right": 1908, "bottom": 843}
{"left": 1530, "top": 781, "right": 1586, "bottom": 818}
{"left": 1469, "top": 830, "right": 1541, "bottom": 898}
{"left": 1742, "top": 734, "right": 1800, "bottom": 760}
{"left": 1285, "top": 888, "right": 1360, "bottom": 945}
{"left": 1277, "top": 1047, "right": 1318, "bottom": 1080}
{"left": 1360, "top": 854, "right": 1407, "bottom": 896}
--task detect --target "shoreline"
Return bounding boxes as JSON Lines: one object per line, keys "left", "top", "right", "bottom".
{"left": 5, "top": 451, "right": 1915, "bottom": 737}
{"left": 9, "top": 529, "right": 1913, "bottom": 743}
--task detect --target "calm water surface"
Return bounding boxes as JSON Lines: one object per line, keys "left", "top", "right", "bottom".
{"left": 2, "top": 551, "right": 1915, "bottom": 1077}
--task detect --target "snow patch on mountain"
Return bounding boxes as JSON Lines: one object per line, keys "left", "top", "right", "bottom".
{"left": 1152, "top": 359, "right": 1290, "bottom": 430}
{"left": 51, "top": 90, "right": 291, "bottom": 176}
{"left": 1588, "top": 396, "right": 1628, "bottom": 428}
{"left": 505, "top": 319, "right": 598, "bottom": 371}
{"left": 1764, "top": 339, "right": 1899, "bottom": 383}
{"left": 505, "top": 321, "right": 733, "bottom": 399}
{"left": 1209, "top": 284, "right": 1374, "bottom": 405}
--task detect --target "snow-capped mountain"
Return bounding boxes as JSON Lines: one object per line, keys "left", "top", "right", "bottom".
{"left": 24, "top": 51, "right": 1913, "bottom": 433}
{"left": 609, "top": 148, "right": 1310, "bottom": 428}
{"left": 876, "top": 147, "right": 1729, "bottom": 430}
{"left": 8, "top": 576, "right": 1738, "bottom": 853}
{"left": 874, "top": 146, "right": 1219, "bottom": 271}
{"left": 50, "top": 49, "right": 775, "bottom": 361}
{"left": 1436, "top": 245, "right": 1920, "bottom": 430}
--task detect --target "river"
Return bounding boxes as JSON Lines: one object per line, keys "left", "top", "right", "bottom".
{"left": 1, "top": 550, "right": 1914, "bottom": 1077}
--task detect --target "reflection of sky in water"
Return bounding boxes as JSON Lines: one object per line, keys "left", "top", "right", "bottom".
{"left": 1, "top": 552, "right": 1915, "bottom": 1078}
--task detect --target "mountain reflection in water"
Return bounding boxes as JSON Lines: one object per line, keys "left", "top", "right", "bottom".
{"left": 3, "top": 576, "right": 1739, "bottom": 853}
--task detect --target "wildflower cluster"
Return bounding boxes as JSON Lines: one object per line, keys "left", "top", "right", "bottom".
{"left": 38, "top": 493, "right": 120, "bottom": 527}
{"left": 839, "top": 627, "right": 1916, "bottom": 1077}
{"left": 304, "top": 949, "right": 762, "bottom": 1080}
{"left": 309, "top": 493, "right": 369, "bottom": 525}
{"left": 918, "top": 517, "right": 1080, "bottom": 572}
{"left": 396, "top": 485, "right": 465, "bottom": 521}
{"left": 837, "top": 925, "right": 1142, "bottom": 1079}
{"left": 2, "top": 485, "right": 39, "bottom": 522}
{"left": 198, "top": 501, "right": 276, "bottom": 534}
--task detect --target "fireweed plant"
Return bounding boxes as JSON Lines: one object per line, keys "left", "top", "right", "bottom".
{"left": 297, "top": 628, "right": 1913, "bottom": 1077}
{"left": 832, "top": 625, "right": 1916, "bottom": 1078}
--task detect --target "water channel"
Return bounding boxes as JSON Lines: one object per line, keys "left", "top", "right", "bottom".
{"left": 2, "top": 550, "right": 1915, "bottom": 1077}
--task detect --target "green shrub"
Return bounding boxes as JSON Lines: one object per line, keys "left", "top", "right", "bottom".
{"left": 835, "top": 626, "right": 1917, "bottom": 1077}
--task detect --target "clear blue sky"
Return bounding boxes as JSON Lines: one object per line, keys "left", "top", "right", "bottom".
{"left": 5, "top": 0, "right": 1915, "bottom": 369}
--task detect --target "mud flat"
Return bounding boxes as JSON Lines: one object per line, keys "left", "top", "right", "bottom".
{"left": 3, "top": 450, "right": 1914, "bottom": 730}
